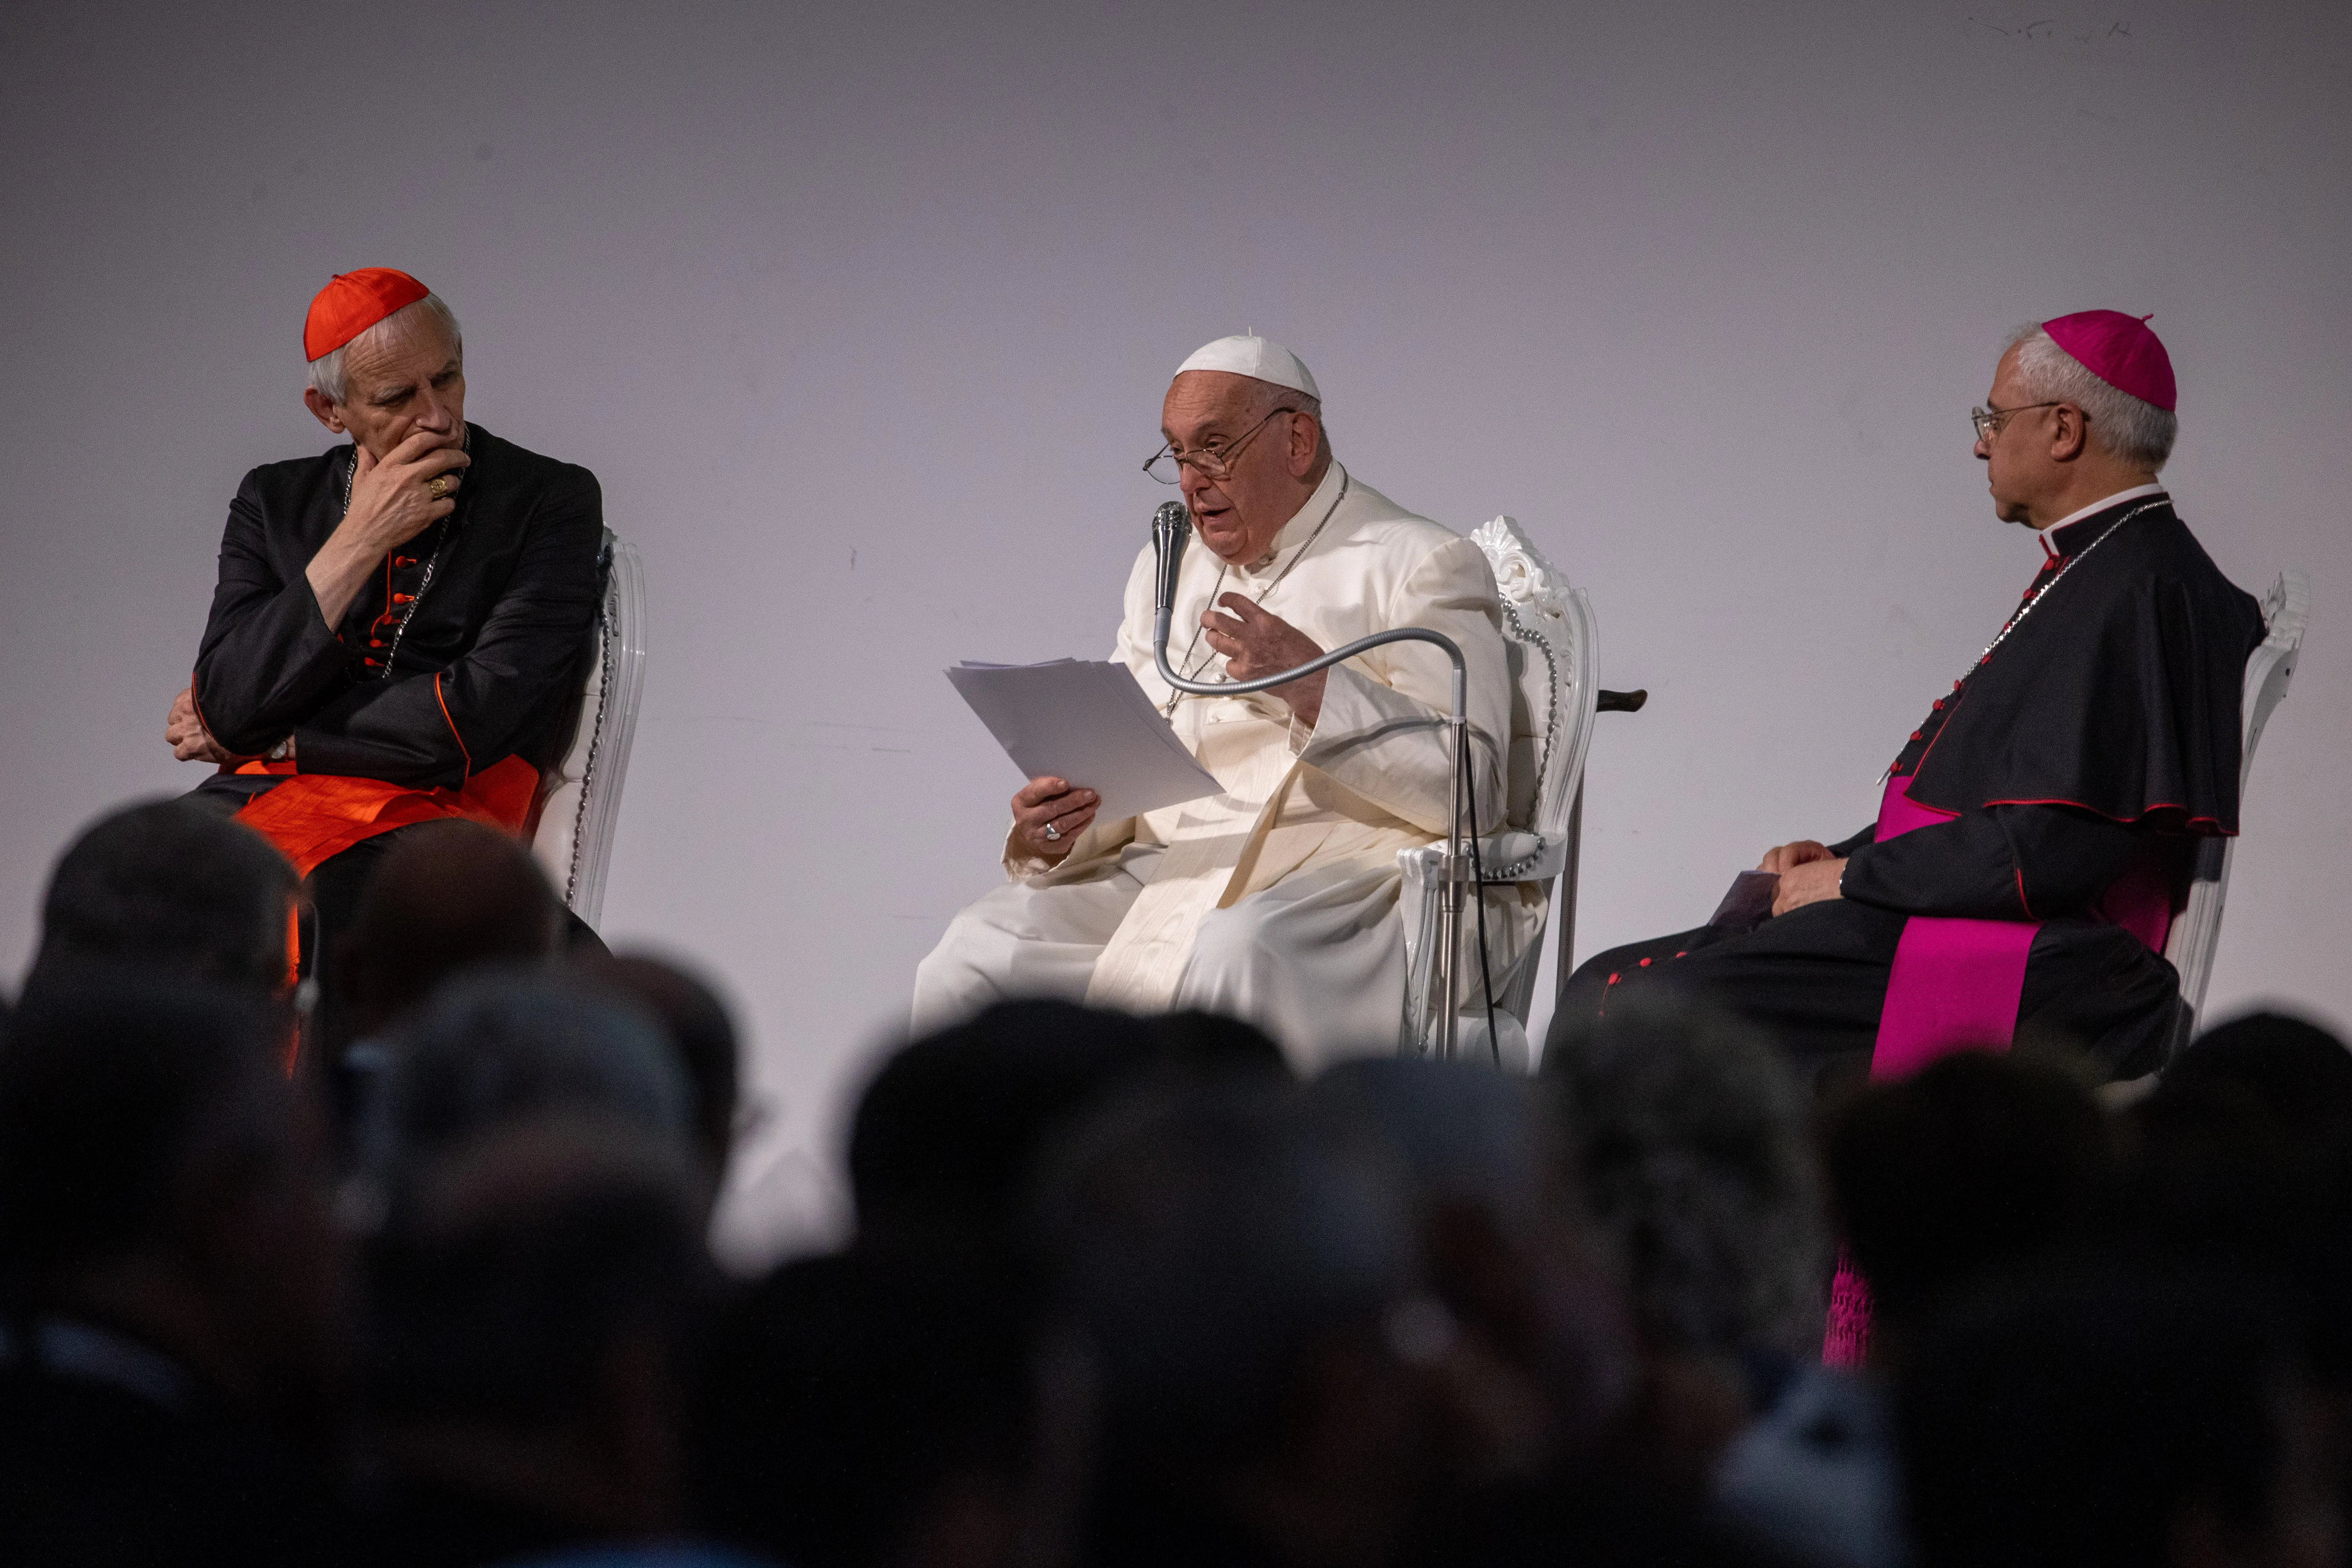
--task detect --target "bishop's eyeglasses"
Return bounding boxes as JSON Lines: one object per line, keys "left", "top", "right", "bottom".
{"left": 1971, "top": 401, "right": 2064, "bottom": 441}
{"left": 1143, "top": 406, "right": 1298, "bottom": 484}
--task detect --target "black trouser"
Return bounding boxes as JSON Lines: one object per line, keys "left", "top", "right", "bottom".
{"left": 1550, "top": 899, "right": 2182, "bottom": 1093}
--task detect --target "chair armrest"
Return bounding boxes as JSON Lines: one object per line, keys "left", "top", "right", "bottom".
{"left": 1396, "top": 832, "right": 1564, "bottom": 885}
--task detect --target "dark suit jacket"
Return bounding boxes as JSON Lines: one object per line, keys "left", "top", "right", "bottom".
{"left": 0, "top": 1331, "right": 351, "bottom": 1566}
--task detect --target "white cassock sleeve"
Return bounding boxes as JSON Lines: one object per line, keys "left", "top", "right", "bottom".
{"left": 1291, "top": 533, "right": 1512, "bottom": 838}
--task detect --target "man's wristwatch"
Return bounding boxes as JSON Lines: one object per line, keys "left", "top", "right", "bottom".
{"left": 267, "top": 736, "right": 295, "bottom": 763}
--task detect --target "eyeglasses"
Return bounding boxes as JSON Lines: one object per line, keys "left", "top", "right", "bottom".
{"left": 1143, "top": 406, "right": 1297, "bottom": 485}
{"left": 1971, "top": 401, "right": 2064, "bottom": 441}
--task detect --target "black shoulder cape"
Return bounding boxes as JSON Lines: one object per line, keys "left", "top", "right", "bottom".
{"left": 1906, "top": 499, "right": 2265, "bottom": 835}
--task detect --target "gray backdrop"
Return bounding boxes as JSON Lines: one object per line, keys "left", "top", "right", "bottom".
{"left": 4, "top": 1, "right": 2345, "bottom": 1261}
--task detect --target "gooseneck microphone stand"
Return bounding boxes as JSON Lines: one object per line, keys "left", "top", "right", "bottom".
{"left": 1149, "top": 500, "right": 1477, "bottom": 1061}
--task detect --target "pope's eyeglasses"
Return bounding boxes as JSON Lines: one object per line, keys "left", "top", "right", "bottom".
{"left": 1143, "top": 406, "right": 1298, "bottom": 484}
{"left": 1971, "top": 401, "right": 2065, "bottom": 441}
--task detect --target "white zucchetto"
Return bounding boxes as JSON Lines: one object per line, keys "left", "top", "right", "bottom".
{"left": 1173, "top": 334, "right": 1321, "bottom": 400}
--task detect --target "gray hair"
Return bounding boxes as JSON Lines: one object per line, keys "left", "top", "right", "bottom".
{"left": 1543, "top": 992, "right": 1829, "bottom": 1358}
{"left": 2005, "top": 322, "right": 2176, "bottom": 471}
{"left": 306, "top": 292, "right": 463, "bottom": 406}
{"left": 1035, "top": 1083, "right": 1418, "bottom": 1452}
{"left": 353, "top": 969, "right": 693, "bottom": 1201}
{"left": 1244, "top": 377, "right": 1333, "bottom": 467}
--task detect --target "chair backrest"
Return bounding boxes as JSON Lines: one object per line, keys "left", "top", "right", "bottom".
{"left": 531, "top": 529, "right": 648, "bottom": 926}
{"left": 1467, "top": 517, "right": 1597, "bottom": 874}
{"left": 2161, "top": 569, "right": 2308, "bottom": 1032}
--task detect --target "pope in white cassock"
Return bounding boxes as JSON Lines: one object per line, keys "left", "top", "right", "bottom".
{"left": 912, "top": 335, "right": 1535, "bottom": 1069}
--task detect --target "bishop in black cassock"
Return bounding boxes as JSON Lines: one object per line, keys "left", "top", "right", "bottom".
{"left": 1551, "top": 313, "right": 2265, "bottom": 1090}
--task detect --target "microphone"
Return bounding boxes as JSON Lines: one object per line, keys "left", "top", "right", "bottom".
{"left": 1151, "top": 499, "right": 1191, "bottom": 652}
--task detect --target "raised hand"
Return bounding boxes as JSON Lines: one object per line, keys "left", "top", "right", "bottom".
{"left": 345, "top": 430, "right": 470, "bottom": 552}
{"left": 304, "top": 430, "right": 472, "bottom": 626}
{"left": 1201, "top": 593, "right": 1328, "bottom": 725}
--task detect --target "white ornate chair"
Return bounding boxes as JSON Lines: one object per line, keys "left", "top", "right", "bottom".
{"left": 1399, "top": 517, "right": 1598, "bottom": 1069}
{"left": 2158, "top": 569, "right": 2309, "bottom": 1052}
{"left": 530, "top": 528, "right": 648, "bottom": 927}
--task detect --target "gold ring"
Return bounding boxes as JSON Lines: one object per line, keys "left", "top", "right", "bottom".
{"left": 428, "top": 475, "right": 450, "bottom": 500}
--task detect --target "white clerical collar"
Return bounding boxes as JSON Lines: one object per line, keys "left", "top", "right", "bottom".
{"left": 2046, "top": 482, "right": 2167, "bottom": 534}
{"left": 1236, "top": 461, "right": 1348, "bottom": 581}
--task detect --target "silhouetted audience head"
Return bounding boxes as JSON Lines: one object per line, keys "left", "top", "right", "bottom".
{"left": 27, "top": 800, "right": 296, "bottom": 998}
{"left": 2117, "top": 1057, "right": 2352, "bottom": 1398}
{"left": 365, "top": 1119, "right": 717, "bottom": 1554}
{"left": 850, "top": 999, "right": 1280, "bottom": 1261}
{"left": 2164, "top": 1011, "right": 2352, "bottom": 1145}
{"left": 1037, "top": 1081, "right": 1432, "bottom": 1568}
{"left": 24, "top": 781, "right": 2352, "bottom": 1568}
{"left": 574, "top": 950, "right": 744, "bottom": 1188}
{"left": 1313, "top": 1059, "right": 1636, "bottom": 1477}
{"left": 355, "top": 972, "right": 694, "bottom": 1207}
{"left": 0, "top": 973, "right": 348, "bottom": 1432}
{"left": 1825, "top": 1051, "right": 2108, "bottom": 1342}
{"left": 1145, "top": 1008, "right": 1290, "bottom": 1080}
{"left": 1544, "top": 993, "right": 1828, "bottom": 1362}
{"left": 694, "top": 1251, "right": 1036, "bottom": 1568}
{"left": 1901, "top": 1271, "right": 2337, "bottom": 1568}
{"left": 335, "top": 819, "right": 566, "bottom": 1048}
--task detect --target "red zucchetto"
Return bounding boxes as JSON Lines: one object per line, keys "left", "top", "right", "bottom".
{"left": 303, "top": 267, "right": 430, "bottom": 361}
{"left": 2042, "top": 310, "right": 2176, "bottom": 412}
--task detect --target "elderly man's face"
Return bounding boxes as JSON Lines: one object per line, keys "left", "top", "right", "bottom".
{"left": 312, "top": 315, "right": 466, "bottom": 461}
{"left": 1161, "top": 369, "right": 1322, "bottom": 565}
{"left": 1976, "top": 343, "right": 2062, "bottom": 525}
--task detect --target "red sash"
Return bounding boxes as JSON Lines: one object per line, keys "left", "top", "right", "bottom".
{"left": 235, "top": 755, "right": 539, "bottom": 880}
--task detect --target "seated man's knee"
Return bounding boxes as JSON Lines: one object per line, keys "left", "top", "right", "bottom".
{"left": 1186, "top": 898, "right": 1282, "bottom": 986}
{"left": 911, "top": 912, "right": 992, "bottom": 1015}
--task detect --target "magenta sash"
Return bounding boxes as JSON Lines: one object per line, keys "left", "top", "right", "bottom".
{"left": 1823, "top": 778, "right": 2044, "bottom": 1366}
{"left": 1822, "top": 777, "right": 2178, "bottom": 1364}
{"left": 1867, "top": 780, "right": 2042, "bottom": 1080}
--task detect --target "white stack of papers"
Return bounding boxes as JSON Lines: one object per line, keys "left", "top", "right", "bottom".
{"left": 945, "top": 659, "right": 1223, "bottom": 822}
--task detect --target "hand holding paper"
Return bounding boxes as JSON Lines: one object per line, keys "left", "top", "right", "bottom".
{"left": 1011, "top": 775, "right": 1098, "bottom": 862}
{"left": 945, "top": 659, "right": 1222, "bottom": 825}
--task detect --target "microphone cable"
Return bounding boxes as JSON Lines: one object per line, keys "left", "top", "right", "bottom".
{"left": 1458, "top": 736, "right": 1502, "bottom": 1066}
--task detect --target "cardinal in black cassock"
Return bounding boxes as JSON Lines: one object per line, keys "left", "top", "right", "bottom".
{"left": 1552, "top": 312, "right": 2265, "bottom": 1091}
{"left": 169, "top": 269, "right": 604, "bottom": 1046}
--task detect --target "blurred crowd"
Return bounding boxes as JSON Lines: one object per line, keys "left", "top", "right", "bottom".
{"left": 2, "top": 797, "right": 2349, "bottom": 1568}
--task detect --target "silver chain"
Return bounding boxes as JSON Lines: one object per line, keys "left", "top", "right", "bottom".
{"left": 1959, "top": 501, "right": 2158, "bottom": 679}
{"left": 1160, "top": 470, "right": 1351, "bottom": 716}
{"left": 1883, "top": 500, "right": 2161, "bottom": 784}
{"left": 343, "top": 429, "right": 466, "bottom": 679}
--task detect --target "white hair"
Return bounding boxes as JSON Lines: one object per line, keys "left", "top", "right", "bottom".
{"left": 1244, "top": 377, "right": 1333, "bottom": 466}
{"left": 2004, "top": 322, "right": 2176, "bottom": 470}
{"left": 306, "top": 293, "right": 463, "bottom": 406}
